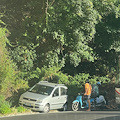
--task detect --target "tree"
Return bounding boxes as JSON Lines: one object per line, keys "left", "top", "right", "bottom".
{"left": 44, "top": 0, "right": 99, "bottom": 67}
{"left": 0, "top": 20, "right": 15, "bottom": 96}
{"left": 0, "top": 19, "right": 28, "bottom": 99}
{"left": 91, "top": 0, "right": 120, "bottom": 81}
{"left": 1, "top": 0, "right": 120, "bottom": 81}
{"left": 0, "top": 0, "right": 99, "bottom": 70}
{"left": 0, "top": 0, "right": 45, "bottom": 71}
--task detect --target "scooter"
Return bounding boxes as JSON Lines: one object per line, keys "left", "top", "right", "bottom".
{"left": 72, "top": 93, "right": 106, "bottom": 111}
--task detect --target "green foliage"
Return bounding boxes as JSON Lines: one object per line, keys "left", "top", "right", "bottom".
{"left": 28, "top": 66, "right": 61, "bottom": 80}
{"left": 67, "top": 73, "right": 90, "bottom": 96}
{"left": 0, "top": 96, "right": 29, "bottom": 115}
{"left": 70, "top": 73, "right": 90, "bottom": 87}
{"left": 93, "top": 0, "right": 120, "bottom": 17}
{"left": 11, "top": 45, "right": 37, "bottom": 71}
{"left": 46, "top": 0, "right": 99, "bottom": 67}
{"left": 0, "top": 20, "right": 29, "bottom": 108}
{"left": 17, "top": 106, "right": 28, "bottom": 113}
{"left": 1, "top": 0, "right": 100, "bottom": 69}
{"left": 0, "top": 95, "right": 12, "bottom": 114}
{"left": 0, "top": 26, "right": 16, "bottom": 95}
{"left": 67, "top": 73, "right": 110, "bottom": 97}
{"left": 26, "top": 66, "right": 69, "bottom": 86}
{"left": 56, "top": 73, "right": 69, "bottom": 85}
{"left": 1, "top": 0, "right": 119, "bottom": 82}
{"left": 92, "top": 0, "right": 120, "bottom": 51}
{"left": 90, "top": 76, "right": 110, "bottom": 84}
{"left": 0, "top": 1, "right": 120, "bottom": 114}
{"left": 13, "top": 78, "right": 29, "bottom": 91}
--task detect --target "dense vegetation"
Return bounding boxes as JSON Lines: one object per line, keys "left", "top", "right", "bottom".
{"left": 0, "top": 0, "right": 120, "bottom": 114}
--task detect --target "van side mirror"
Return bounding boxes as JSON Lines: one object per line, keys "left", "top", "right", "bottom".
{"left": 53, "top": 93, "right": 56, "bottom": 97}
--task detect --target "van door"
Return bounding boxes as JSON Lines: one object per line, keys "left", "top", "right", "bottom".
{"left": 50, "top": 87, "right": 63, "bottom": 109}
{"left": 59, "top": 87, "right": 67, "bottom": 105}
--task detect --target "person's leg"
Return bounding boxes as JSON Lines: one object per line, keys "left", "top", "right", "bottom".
{"left": 86, "top": 95, "right": 91, "bottom": 111}
{"left": 86, "top": 99, "right": 91, "bottom": 111}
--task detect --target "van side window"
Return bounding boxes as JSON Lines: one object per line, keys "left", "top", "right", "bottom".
{"left": 61, "top": 87, "right": 67, "bottom": 96}
{"left": 53, "top": 88, "right": 59, "bottom": 97}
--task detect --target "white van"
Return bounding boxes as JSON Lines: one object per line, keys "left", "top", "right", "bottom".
{"left": 19, "top": 81, "right": 68, "bottom": 113}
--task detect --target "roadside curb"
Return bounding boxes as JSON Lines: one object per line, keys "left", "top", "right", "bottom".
{"left": 0, "top": 110, "right": 59, "bottom": 118}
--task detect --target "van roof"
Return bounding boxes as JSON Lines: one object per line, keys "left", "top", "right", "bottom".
{"left": 38, "top": 81, "right": 67, "bottom": 88}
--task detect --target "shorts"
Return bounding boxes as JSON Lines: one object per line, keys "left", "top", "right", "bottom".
{"left": 87, "top": 95, "right": 91, "bottom": 100}
{"left": 84, "top": 95, "right": 91, "bottom": 100}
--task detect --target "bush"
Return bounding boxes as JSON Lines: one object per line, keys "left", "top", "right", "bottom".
{"left": 67, "top": 73, "right": 110, "bottom": 98}
{"left": 0, "top": 102, "right": 12, "bottom": 114}
{"left": 0, "top": 95, "right": 29, "bottom": 114}
{"left": 17, "top": 106, "right": 29, "bottom": 113}
{"left": 0, "top": 95, "right": 12, "bottom": 114}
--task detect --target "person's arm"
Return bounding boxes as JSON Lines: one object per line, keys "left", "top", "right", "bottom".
{"left": 84, "top": 83, "right": 88, "bottom": 95}
{"left": 84, "top": 87, "right": 88, "bottom": 95}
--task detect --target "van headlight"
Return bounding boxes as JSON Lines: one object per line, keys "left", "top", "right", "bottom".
{"left": 36, "top": 99, "right": 43, "bottom": 103}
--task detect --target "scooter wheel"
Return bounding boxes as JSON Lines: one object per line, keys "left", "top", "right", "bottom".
{"left": 72, "top": 102, "right": 79, "bottom": 111}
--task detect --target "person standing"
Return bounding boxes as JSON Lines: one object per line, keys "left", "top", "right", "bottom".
{"left": 84, "top": 79, "right": 92, "bottom": 111}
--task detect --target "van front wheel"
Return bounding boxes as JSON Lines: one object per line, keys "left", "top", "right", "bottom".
{"left": 43, "top": 104, "right": 50, "bottom": 113}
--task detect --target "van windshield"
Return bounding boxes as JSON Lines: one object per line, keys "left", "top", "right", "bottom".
{"left": 29, "top": 84, "right": 54, "bottom": 96}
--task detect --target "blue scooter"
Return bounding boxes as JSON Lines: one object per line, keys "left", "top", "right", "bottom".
{"left": 72, "top": 93, "right": 106, "bottom": 111}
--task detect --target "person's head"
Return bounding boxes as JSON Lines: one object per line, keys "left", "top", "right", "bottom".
{"left": 85, "top": 79, "right": 89, "bottom": 83}
{"left": 97, "top": 81, "right": 101, "bottom": 85}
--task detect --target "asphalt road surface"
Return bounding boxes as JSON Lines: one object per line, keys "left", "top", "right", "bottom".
{"left": 0, "top": 111, "right": 120, "bottom": 120}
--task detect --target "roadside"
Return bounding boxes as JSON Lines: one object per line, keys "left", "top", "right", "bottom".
{"left": 0, "top": 110, "right": 59, "bottom": 117}
{"left": 1, "top": 82, "right": 120, "bottom": 117}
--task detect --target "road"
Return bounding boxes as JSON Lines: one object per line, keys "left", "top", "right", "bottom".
{"left": 0, "top": 111, "right": 120, "bottom": 120}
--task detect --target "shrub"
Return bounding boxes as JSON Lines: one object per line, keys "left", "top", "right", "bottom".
{"left": 0, "top": 95, "right": 12, "bottom": 114}
{"left": 17, "top": 106, "right": 29, "bottom": 113}
{"left": 0, "top": 102, "right": 12, "bottom": 114}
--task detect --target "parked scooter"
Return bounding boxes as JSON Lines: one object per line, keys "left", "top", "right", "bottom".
{"left": 72, "top": 94, "right": 106, "bottom": 111}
